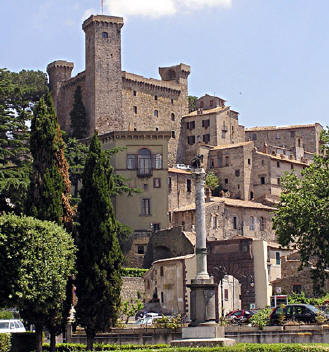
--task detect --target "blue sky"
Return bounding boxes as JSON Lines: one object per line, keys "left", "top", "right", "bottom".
{"left": 1, "top": 0, "right": 328, "bottom": 128}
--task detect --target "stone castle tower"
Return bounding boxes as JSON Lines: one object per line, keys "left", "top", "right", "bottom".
{"left": 47, "top": 14, "right": 190, "bottom": 165}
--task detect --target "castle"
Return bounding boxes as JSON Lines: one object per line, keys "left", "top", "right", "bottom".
{"left": 47, "top": 14, "right": 323, "bottom": 314}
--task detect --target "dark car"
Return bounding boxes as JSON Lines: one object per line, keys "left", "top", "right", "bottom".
{"left": 270, "top": 304, "right": 327, "bottom": 325}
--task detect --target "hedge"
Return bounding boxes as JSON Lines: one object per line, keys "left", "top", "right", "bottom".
{"left": 121, "top": 268, "right": 148, "bottom": 277}
{"left": 42, "top": 343, "right": 329, "bottom": 352}
{"left": 11, "top": 332, "right": 36, "bottom": 352}
{"left": 0, "top": 334, "right": 10, "bottom": 352}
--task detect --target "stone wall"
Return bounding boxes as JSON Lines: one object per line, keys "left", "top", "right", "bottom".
{"left": 121, "top": 276, "right": 145, "bottom": 303}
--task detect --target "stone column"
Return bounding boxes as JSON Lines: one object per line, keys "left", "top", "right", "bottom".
{"left": 194, "top": 169, "right": 209, "bottom": 280}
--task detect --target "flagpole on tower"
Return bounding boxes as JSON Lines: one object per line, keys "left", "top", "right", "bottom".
{"left": 101, "top": 0, "right": 104, "bottom": 14}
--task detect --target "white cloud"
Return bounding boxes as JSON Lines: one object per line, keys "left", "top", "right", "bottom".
{"left": 104, "top": 0, "right": 231, "bottom": 18}
{"left": 105, "top": 0, "right": 176, "bottom": 19}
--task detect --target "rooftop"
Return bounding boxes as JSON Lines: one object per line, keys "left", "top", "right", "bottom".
{"left": 182, "top": 106, "right": 227, "bottom": 118}
{"left": 256, "top": 151, "right": 309, "bottom": 166}
{"left": 168, "top": 167, "right": 192, "bottom": 175}
{"left": 210, "top": 141, "right": 254, "bottom": 151}
{"left": 246, "top": 123, "right": 321, "bottom": 132}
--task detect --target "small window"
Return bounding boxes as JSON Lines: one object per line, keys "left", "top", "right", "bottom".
{"left": 260, "top": 217, "right": 265, "bottom": 231}
{"left": 249, "top": 216, "right": 255, "bottom": 231}
{"left": 154, "top": 95, "right": 158, "bottom": 101}
{"left": 290, "top": 131, "right": 295, "bottom": 138}
{"left": 277, "top": 161, "right": 280, "bottom": 168}
{"left": 153, "top": 153, "right": 162, "bottom": 169}
{"left": 160, "top": 266, "right": 164, "bottom": 276}
{"left": 133, "top": 106, "right": 137, "bottom": 114}
{"left": 225, "top": 156, "right": 229, "bottom": 167}
{"left": 291, "top": 164, "right": 294, "bottom": 170}
{"left": 168, "top": 177, "right": 172, "bottom": 192}
{"left": 233, "top": 216, "right": 238, "bottom": 230}
{"left": 171, "top": 113, "right": 175, "bottom": 121}
{"left": 235, "top": 169, "right": 240, "bottom": 177}
{"left": 250, "top": 191, "right": 254, "bottom": 200}
{"left": 213, "top": 216, "right": 217, "bottom": 229}
{"left": 154, "top": 110, "right": 158, "bottom": 117}
{"left": 224, "top": 178, "right": 228, "bottom": 184}
{"left": 171, "top": 130, "right": 176, "bottom": 138}
{"left": 277, "top": 177, "right": 281, "bottom": 185}
{"left": 202, "top": 134, "right": 210, "bottom": 143}
{"left": 102, "top": 32, "right": 108, "bottom": 38}
{"left": 202, "top": 120, "right": 210, "bottom": 128}
{"left": 187, "top": 179, "right": 192, "bottom": 192}
{"left": 187, "top": 136, "right": 195, "bottom": 145}
{"left": 153, "top": 178, "right": 161, "bottom": 188}
{"left": 275, "top": 252, "right": 281, "bottom": 265}
{"left": 155, "top": 127, "right": 158, "bottom": 131}
{"left": 171, "top": 98, "right": 174, "bottom": 104}
{"left": 168, "top": 211, "right": 172, "bottom": 223}
{"left": 153, "top": 223, "right": 160, "bottom": 232}
{"left": 248, "top": 159, "right": 251, "bottom": 165}
{"left": 137, "top": 245, "right": 145, "bottom": 255}
{"left": 133, "top": 90, "right": 137, "bottom": 96}
{"left": 161, "top": 292, "right": 164, "bottom": 303}
{"left": 261, "top": 176, "right": 266, "bottom": 185}
{"left": 127, "top": 154, "right": 136, "bottom": 169}
{"left": 210, "top": 159, "right": 214, "bottom": 168}
{"left": 261, "top": 159, "right": 265, "bottom": 166}
{"left": 141, "top": 199, "right": 151, "bottom": 216}
{"left": 224, "top": 288, "right": 229, "bottom": 301}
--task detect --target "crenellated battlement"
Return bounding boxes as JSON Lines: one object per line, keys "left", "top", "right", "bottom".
{"left": 82, "top": 15, "right": 123, "bottom": 31}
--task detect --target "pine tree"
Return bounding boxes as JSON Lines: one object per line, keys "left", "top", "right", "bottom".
{"left": 25, "top": 93, "right": 75, "bottom": 352}
{"left": 75, "top": 132, "right": 123, "bottom": 350}
{"left": 70, "top": 86, "right": 88, "bottom": 139}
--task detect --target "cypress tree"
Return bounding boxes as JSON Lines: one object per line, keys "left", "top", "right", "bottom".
{"left": 75, "top": 132, "right": 123, "bottom": 350}
{"left": 25, "top": 93, "right": 75, "bottom": 352}
{"left": 70, "top": 86, "right": 88, "bottom": 139}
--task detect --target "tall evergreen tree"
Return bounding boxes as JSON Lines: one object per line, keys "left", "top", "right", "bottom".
{"left": 0, "top": 68, "right": 48, "bottom": 213}
{"left": 25, "top": 93, "right": 75, "bottom": 351}
{"left": 75, "top": 132, "right": 124, "bottom": 350}
{"left": 70, "top": 86, "right": 88, "bottom": 139}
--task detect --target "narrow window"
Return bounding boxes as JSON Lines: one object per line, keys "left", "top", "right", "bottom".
{"left": 141, "top": 198, "right": 151, "bottom": 216}
{"left": 153, "top": 153, "right": 162, "bottom": 169}
{"left": 154, "top": 110, "right": 158, "bottom": 117}
{"left": 137, "top": 245, "right": 145, "bottom": 254}
{"left": 160, "top": 266, "right": 164, "bottom": 276}
{"left": 171, "top": 113, "right": 175, "bottom": 121}
{"left": 248, "top": 158, "right": 251, "bottom": 165}
{"left": 224, "top": 289, "right": 229, "bottom": 301}
{"left": 168, "top": 177, "right": 172, "bottom": 192}
{"left": 155, "top": 127, "right": 158, "bottom": 131}
{"left": 250, "top": 191, "right": 254, "bottom": 200}
{"left": 127, "top": 154, "right": 136, "bottom": 169}
{"left": 154, "top": 95, "right": 158, "bottom": 101}
{"left": 102, "top": 32, "right": 108, "bottom": 38}
{"left": 261, "top": 176, "right": 266, "bottom": 185}
{"left": 224, "top": 178, "right": 228, "bottom": 184}
{"left": 261, "top": 159, "right": 265, "bottom": 166}
{"left": 171, "top": 130, "right": 176, "bottom": 138}
{"left": 210, "top": 159, "right": 214, "bottom": 168}
{"left": 260, "top": 217, "right": 265, "bottom": 231}
{"left": 275, "top": 252, "right": 281, "bottom": 265}
{"left": 161, "top": 292, "right": 164, "bottom": 303}
{"left": 235, "top": 169, "right": 240, "bottom": 177}
{"left": 168, "top": 212, "right": 172, "bottom": 223}
{"left": 138, "top": 148, "right": 152, "bottom": 176}
{"left": 187, "top": 179, "right": 192, "bottom": 192}
{"left": 249, "top": 216, "right": 255, "bottom": 231}
{"left": 187, "top": 136, "right": 195, "bottom": 145}
{"left": 171, "top": 98, "right": 174, "bottom": 104}
{"left": 202, "top": 134, "right": 210, "bottom": 143}
{"left": 133, "top": 106, "right": 137, "bottom": 114}
{"left": 233, "top": 216, "right": 237, "bottom": 229}
{"left": 277, "top": 161, "right": 280, "bottom": 168}
{"left": 277, "top": 177, "right": 281, "bottom": 185}
{"left": 225, "top": 156, "right": 229, "bottom": 167}
{"left": 213, "top": 216, "right": 217, "bottom": 229}
{"left": 291, "top": 164, "right": 294, "bottom": 170}
{"left": 133, "top": 90, "right": 137, "bottom": 96}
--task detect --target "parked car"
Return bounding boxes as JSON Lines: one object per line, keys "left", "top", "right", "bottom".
{"left": 0, "top": 320, "right": 26, "bottom": 333}
{"left": 134, "top": 313, "right": 161, "bottom": 326}
{"left": 269, "top": 304, "right": 328, "bottom": 325}
{"left": 226, "top": 309, "right": 255, "bottom": 324}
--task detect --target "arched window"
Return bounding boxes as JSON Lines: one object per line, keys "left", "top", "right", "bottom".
{"left": 138, "top": 148, "right": 152, "bottom": 176}
{"left": 171, "top": 113, "right": 175, "bottom": 121}
{"left": 260, "top": 217, "right": 265, "bottom": 231}
{"left": 249, "top": 216, "right": 255, "bottom": 231}
{"left": 102, "top": 32, "right": 108, "bottom": 38}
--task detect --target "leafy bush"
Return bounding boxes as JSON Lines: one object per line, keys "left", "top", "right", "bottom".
{"left": 249, "top": 308, "right": 273, "bottom": 329}
{"left": 153, "top": 315, "right": 182, "bottom": 330}
{"left": 0, "top": 334, "right": 10, "bottom": 352}
{"left": 0, "top": 311, "right": 13, "bottom": 319}
{"left": 288, "top": 292, "right": 329, "bottom": 306}
{"left": 121, "top": 268, "right": 148, "bottom": 277}
{"left": 43, "top": 343, "right": 169, "bottom": 351}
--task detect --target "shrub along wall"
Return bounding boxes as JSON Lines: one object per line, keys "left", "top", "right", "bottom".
{"left": 0, "top": 334, "right": 10, "bottom": 352}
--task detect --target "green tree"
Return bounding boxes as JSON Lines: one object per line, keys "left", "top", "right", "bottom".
{"left": 70, "top": 86, "right": 88, "bottom": 139}
{"left": 188, "top": 95, "right": 198, "bottom": 112}
{"left": 25, "top": 94, "right": 75, "bottom": 351}
{"left": 205, "top": 171, "right": 219, "bottom": 194}
{"left": 0, "top": 214, "right": 76, "bottom": 352}
{"left": 0, "top": 69, "right": 48, "bottom": 213}
{"left": 75, "top": 132, "right": 124, "bottom": 350}
{"left": 273, "top": 128, "right": 329, "bottom": 294}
